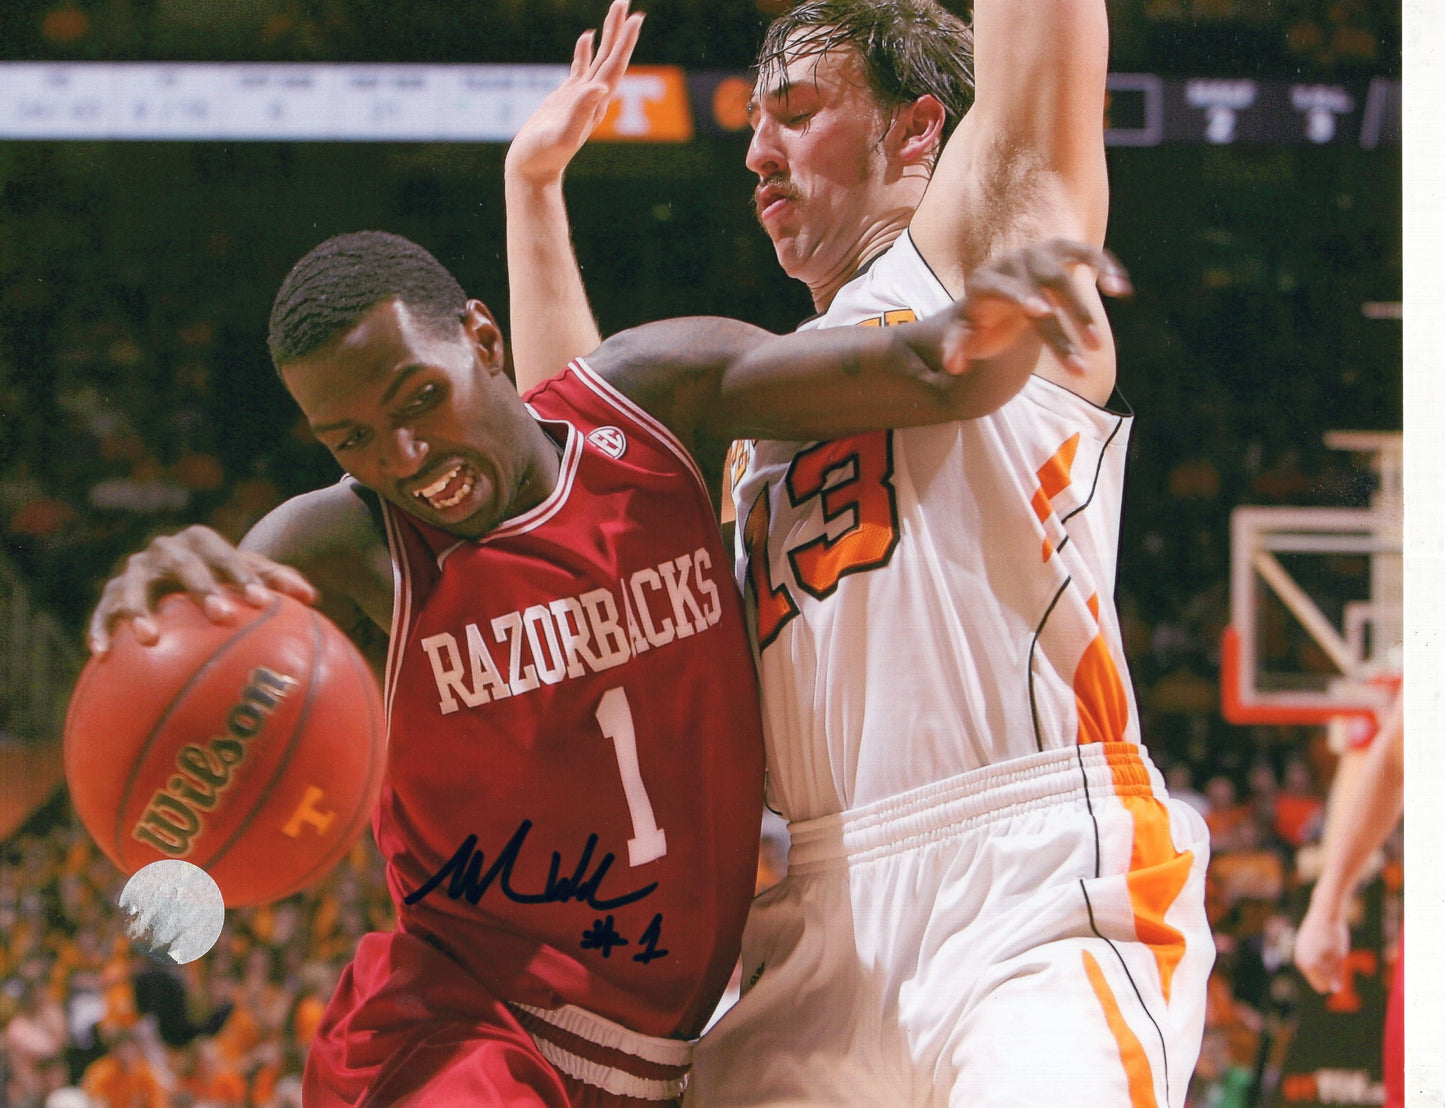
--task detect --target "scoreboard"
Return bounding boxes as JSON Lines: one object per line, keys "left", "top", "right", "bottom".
{"left": 0, "top": 62, "right": 1401, "bottom": 148}
{"left": 1103, "top": 73, "right": 1400, "bottom": 149}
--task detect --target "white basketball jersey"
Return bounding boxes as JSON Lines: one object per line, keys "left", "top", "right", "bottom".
{"left": 731, "top": 232, "right": 1141, "bottom": 822}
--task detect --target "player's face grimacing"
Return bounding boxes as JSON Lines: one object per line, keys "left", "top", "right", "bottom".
{"left": 281, "top": 298, "right": 558, "bottom": 540}
{"left": 746, "top": 43, "right": 912, "bottom": 290}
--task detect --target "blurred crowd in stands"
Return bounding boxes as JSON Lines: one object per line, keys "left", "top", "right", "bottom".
{"left": 0, "top": 728, "right": 1404, "bottom": 1106}
{"left": 0, "top": 1, "right": 1403, "bottom": 1105}
{"left": 0, "top": 803, "right": 390, "bottom": 1107}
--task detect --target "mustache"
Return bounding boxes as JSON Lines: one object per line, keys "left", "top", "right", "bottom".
{"left": 753, "top": 175, "right": 801, "bottom": 219}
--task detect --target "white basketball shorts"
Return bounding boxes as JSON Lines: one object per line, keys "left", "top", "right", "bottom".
{"left": 686, "top": 742, "right": 1214, "bottom": 1107}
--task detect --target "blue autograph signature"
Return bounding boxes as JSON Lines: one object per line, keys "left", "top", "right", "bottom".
{"left": 403, "top": 820, "right": 658, "bottom": 912}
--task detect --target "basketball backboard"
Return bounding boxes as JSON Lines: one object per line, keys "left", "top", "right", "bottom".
{"left": 1221, "top": 431, "right": 1401, "bottom": 727}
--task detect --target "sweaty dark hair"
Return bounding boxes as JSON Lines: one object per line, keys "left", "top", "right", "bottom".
{"left": 754, "top": 0, "right": 975, "bottom": 146}
{"left": 267, "top": 230, "right": 468, "bottom": 370}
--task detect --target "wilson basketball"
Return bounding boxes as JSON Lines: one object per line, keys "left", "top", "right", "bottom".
{"left": 64, "top": 591, "right": 386, "bottom": 907}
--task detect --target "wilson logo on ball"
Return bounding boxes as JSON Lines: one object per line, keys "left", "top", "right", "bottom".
{"left": 131, "top": 666, "right": 299, "bottom": 856}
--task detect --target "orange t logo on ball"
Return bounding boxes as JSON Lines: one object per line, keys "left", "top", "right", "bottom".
{"left": 284, "top": 785, "right": 338, "bottom": 838}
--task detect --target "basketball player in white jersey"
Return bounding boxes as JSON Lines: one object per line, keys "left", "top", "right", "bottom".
{"left": 505, "top": 1, "right": 1214, "bottom": 1104}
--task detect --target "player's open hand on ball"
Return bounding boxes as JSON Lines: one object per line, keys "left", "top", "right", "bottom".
{"left": 504, "top": 0, "right": 644, "bottom": 188}
{"left": 87, "top": 524, "right": 318, "bottom": 654}
{"left": 941, "top": 238, "right": 1132, "bottom": 376}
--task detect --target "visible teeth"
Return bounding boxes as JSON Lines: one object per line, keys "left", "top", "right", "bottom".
{"left": 415, "top": 464, "right": 462, "bottom": 500}
{"left": 432, "top": 478, "right": 473, "bottom": 509}
{"left": 414, "top": 463, "right": 474, "bottom": 510}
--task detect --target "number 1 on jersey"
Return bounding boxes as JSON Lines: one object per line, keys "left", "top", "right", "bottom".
{"left": 595, "top": 687, "right": 668, "bottom": 867}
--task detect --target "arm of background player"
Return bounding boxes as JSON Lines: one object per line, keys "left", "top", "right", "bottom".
{"left": 503, "top": 0, "right": 643, "bottom": 394}
{"left": 593, "top": 238, "right": 1130, "bottom": 484}
{"left": 911, "top": 0, "right": 1113, "bottom": 401}
{"left": 1292, "top": 691, "right": 1405, "bottom": 994}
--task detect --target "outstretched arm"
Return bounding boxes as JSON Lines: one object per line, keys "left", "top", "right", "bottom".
{"left": 85, "top": 482, "right": 393, "bottom": 678}
{"left": 504, "top": 0, "right": 643, "bottom": 394}
{"left": 591, "top": 238, "right": 1130, "bottom": 482}
{"left": 1293, "top": 692, "right": 1405, "bottom": 994}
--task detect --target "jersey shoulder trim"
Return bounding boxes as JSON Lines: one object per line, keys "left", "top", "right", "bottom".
{"left": 379, "top": 501, "right": 411, "bottom": 729}
{"left": 898, "top": 229, "right": 954, "bottom": 302}
{"left": 568, "top": 357, "right": 711, "bottom": 503}
{"left": 477, "top": 423, "right": 583, "bottom": 550}
{"left": 798, "top": 230, "right": 952, "bottom": 333}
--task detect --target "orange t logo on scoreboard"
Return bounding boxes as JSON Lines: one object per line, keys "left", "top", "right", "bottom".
{"left": 595, "top": 67, "right": 695, "bottom": 142}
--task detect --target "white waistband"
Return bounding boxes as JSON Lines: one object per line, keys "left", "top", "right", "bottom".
{"left": 787, "top": 742, "right": 1164, "bottom": 872}
{"left": 510, "top": 1001, "right": 694, "bottom": 1102}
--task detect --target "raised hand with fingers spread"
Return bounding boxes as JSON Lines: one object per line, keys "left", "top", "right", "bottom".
{"left": 505, "top": 0, "right": 644, "bottom": 188}
{"left": 505, "top": 0, "right": 644, "bottom": 388}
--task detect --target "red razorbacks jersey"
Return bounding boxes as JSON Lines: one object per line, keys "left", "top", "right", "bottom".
{"left": 375, "top": 360, "right": 765, "bottom": 1040}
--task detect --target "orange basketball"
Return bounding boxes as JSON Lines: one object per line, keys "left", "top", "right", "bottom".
{"left": 64, "top": 591, "right": 386, "bottom": 907}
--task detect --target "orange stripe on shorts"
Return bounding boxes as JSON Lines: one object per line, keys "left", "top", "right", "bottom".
{"left": 1082, "top": 949, "right": 1159, "bottom": 1108}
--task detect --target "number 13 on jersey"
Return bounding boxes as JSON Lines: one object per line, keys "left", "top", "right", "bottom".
{"left": 742, "top": 431, "right": 901, "bottom": 649}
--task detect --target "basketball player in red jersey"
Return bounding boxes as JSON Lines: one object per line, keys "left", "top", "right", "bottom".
{"left": 86, "top": 221, "right": 1127, "bottom": 1108}
{"left": 508, "top": 2, "right": 1214, "bottom": 1104}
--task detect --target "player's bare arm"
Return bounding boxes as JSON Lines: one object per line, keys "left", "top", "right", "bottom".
{"left": 914, "top": 0, "right": 1110, "bottom": 271}
{"left": 911, "top": 0, "right": 1113, "bottom": 400}
{"left": 594, "top": 237, "right": 1129, "bottom": 475}
{"left": 240, "top": 482, "right": 395, "bottom": 647}
{"left": 87, "top": 481, "right": 392, "bottom": 663}
{"left": 1293, "top": 692, "right": 1404, "bottom": 994}
{"left": 504, "top": 0, "right": 643, "bottom": 393}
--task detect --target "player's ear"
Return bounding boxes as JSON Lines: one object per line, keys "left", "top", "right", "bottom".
{"left": 463, "top": 300, "right": 507, "bottom": 376}
{"left": 890, "top": 94, "right": 946, "bottom": 166}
